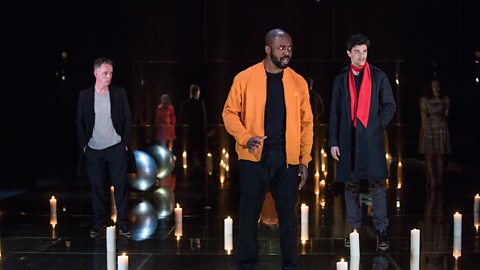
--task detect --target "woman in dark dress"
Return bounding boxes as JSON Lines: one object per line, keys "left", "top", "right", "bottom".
{"left": 419, "top": 79, "right": 451, "bottom": 188}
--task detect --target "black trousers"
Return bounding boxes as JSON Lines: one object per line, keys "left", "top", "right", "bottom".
{"left": 186, "top": 127, "right": 206, "bottom": 168}
{"left": 237, "top": 148, "right": 299, "bottom": 270}
{"left": 85, "top": 143, "right": 129, "bottom": 230}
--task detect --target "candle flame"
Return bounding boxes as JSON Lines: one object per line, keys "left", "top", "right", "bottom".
{"left": 176, "top": 203, "right": 180, "bottom": 208}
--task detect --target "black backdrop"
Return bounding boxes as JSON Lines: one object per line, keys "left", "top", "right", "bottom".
{"left": 17, "top": 0, "right": 480, "bottom": 187}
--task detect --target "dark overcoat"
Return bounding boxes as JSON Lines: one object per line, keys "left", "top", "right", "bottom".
{"left": 328, "top": 65, "right": 396, "bottom": 182}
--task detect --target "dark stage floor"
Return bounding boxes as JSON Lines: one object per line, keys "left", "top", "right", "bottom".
{"left": 2, "top": 135, "right": 480, "bottom": 269}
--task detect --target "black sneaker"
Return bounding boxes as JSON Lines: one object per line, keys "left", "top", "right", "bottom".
{"left": 376, "top": 230, "right": 390, "bottom": 251}
{"left": 119, "top": 228, "right": 132, "bottom": 239}
{"left": 90, "top": 225, "right": 106, "bottom": 238}
{"left": 344, "top": 237, "right": 350, "bottom": 247}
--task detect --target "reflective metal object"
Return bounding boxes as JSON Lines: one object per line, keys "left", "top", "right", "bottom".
{"left": 145, "top": 144, "right": 176, "bottom": 179}
{"left": 128, "top": 150, "right": 158, "bottom": 191}
{"left": 147, "top": 186, "right": 175, "bottom": 219}
{"left": 129, "top": 200, "right": 158, "bottom": 241}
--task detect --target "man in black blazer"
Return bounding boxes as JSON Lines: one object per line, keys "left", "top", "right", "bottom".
{"left": 77, "top": 57, "right": 133, "bottom": 238}
{"left": 328, "top": 34, "right": 396, "bottom": 250}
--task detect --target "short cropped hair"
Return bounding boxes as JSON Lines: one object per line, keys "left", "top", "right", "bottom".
{"left": 93, "top": 57, "right": 113, "bottom": 69}
{"left": 346, "top": 33, "right": 371, "bottom": 51}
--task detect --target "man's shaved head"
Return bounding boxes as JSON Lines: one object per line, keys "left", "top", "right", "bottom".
{"left": 265, "top": 28, "right": 291, "bottom": 46}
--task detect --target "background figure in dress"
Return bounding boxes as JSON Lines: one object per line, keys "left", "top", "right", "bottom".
{"left": 418, "top": 79, "right": 451, "bottom": 188}
{"left": 155, "top": 94, "right": 176, "bottom": 151}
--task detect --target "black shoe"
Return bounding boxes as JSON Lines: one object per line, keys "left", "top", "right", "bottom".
{"left": 90, "top": 225, "right": 106, "bottom": 239}
{"left": 119, "top": 228, "right": 132, "bottom": 239}
{"left": 376, "top": 230, "right": 390, "bottom": 251}
{"left": 344, "top": 237, "right": 350, "bottom": 247}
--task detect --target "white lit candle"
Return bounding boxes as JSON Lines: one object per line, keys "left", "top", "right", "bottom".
{"left": 107, "top": 251, "right": 115, "bottom": 270}
{"left": 350, "top": 255, "right": 360, "bottom": 270}
{"left": 110, "top": 186, "right": 117, "bottom": 223}
{"left": 182, "top": 151, "right": 187, "bottom": 169}
{"left": 175, "top": 222, "right": 183, "bottom": 240}
{"left": 320, "top": 148, "right": 327, "bottom": 172}
{"left": 300, "top": 204, "right": 309, "bottom": 224}
{"left": 300, "top": 222, "right": 309, "bottom": 243}
{"left": 106, "top": 226, "right": 116, "bottom": 252}
{"left": 336, "top": 258, "right": 348, "bottom": 270}
{"left": 453, "top": 236, "right": 461, "bottom": 259}
{"left": 397, "top": 161, "right": 403, "bottom": 189}
{"left": 50, "top": 196, "right": 57, "bottom": 218}
{"left": 225, "top": 152, "right": 230, "bottom": 173}
{"left": 349, "top": 229, "right": 360, "bottom": 257}
{"left": 319, "top": 179, "right": 326, "bottom": 189}
{"left": 117, "top": 253, "right": 128, "bottom": 270}
{"left": 206, "top": 153, "right": 213, "bottom": 175}
{"left": 410, "top": 255, "right": 420, "bottom": 270}
{"left": 453, "top": 212, "right": 462, "bottom": 237}
{"left": 474, "top": 212, "right": 480, "bottom": 230}
{"left": 50, "top": 214, "right": 57, "bottom": 227}
{"left": 175, "top": 203, "right": 183, "bottom": 224}
{"left": 224, "top": 216, "right": 233, "bottom": 252}
{"left": 410, "top": 228, "right": 420, "bottom": 255}
{"left": 475, "top": 194, "right": 480, "bottom": 213}
{"left": 220, "top": 166, "right": 225, "bottom": 184}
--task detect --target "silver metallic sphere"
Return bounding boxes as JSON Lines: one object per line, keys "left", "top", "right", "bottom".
{"left": 129, "top": 200, "right": 158, "bottom": 241}
{"left": 147, "top": 186, "right": 175, "bottom": 219}
{"left": 127, "top": 150, "right": 158, "bottom": 191}
{"left": 145, "top": 144, "right": 176, "bottom": 179}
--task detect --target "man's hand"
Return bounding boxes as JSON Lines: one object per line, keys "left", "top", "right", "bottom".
{"left": 298, "top": 164, "right": 308, "bottom": 190}
{"left": 247, "top": 136, "right": 267, "bottom": 153}
{"left": 331, "top": 146, "right": 340, "bottom": 161}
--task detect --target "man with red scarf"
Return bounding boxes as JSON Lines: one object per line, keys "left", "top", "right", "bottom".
{"left": 328, "top": 33, "right": 396, "bottom": 250}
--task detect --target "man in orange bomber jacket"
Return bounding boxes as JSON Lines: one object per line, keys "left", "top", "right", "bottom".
{"left": 222, "top": 28, "right": 313, "bottom": 270}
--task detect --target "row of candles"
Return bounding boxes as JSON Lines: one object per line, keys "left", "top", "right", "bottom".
{"left": 336, "top": 194, "right": 480, "bottom": 269}
{"left": 47, "top": 190, "right": 480, "bottom": 269}
{"left": 49, "top": 194, "right": 129, "bottom": 269}
{"left": 175, "top": 202, "right": 235, "bottom": 252}
{"left": 182, "top": 149, "right": 230, "bottom": 179}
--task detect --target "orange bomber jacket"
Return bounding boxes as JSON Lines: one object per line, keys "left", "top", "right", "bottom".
{"left": 222, "top": 61, "right": 314, "bottom": 166}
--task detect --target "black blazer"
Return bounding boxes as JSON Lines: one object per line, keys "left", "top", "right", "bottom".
{"left": 76, "top": 85, "right": 136, "bottom": 177}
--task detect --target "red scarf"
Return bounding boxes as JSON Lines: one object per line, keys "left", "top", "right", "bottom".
{"left": 348, "top": 62, "right": 371, "bottom": 128}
